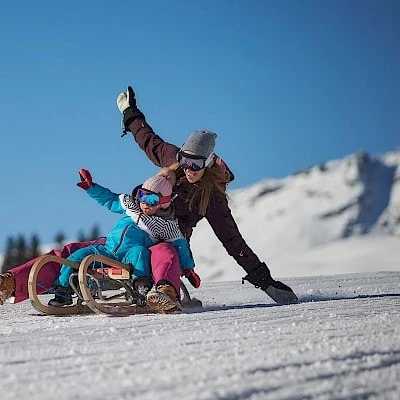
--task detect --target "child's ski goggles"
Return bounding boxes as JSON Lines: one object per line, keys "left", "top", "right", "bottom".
{"left": 137, "top": 189, "right": 171, "bottom": 206}
{"left": 177, "top": 150, "right": 213, "bottom": 172}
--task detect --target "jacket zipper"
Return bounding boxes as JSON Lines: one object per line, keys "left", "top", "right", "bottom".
{"left": 113, "top": 224, "right": 130, "bottom": 254}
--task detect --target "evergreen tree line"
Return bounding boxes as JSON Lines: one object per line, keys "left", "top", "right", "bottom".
{"left": 0, "top": 224, "right": 101, "bottom": 273}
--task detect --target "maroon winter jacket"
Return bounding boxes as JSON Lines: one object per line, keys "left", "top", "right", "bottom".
{"left": 128, "top": 118, "right": 262, "bottom": 274}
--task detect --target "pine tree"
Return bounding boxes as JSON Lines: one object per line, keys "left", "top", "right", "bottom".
{"left": 29, "top": 233, "right": 41, "bottom": 259}
{"left": 16, "top": 234, "right": 28, "bottom": 266}
{"left": 1, "top": 236, "right": 16, "bottom": 273}
{"left": 89, "top": 224, "right": 101, "bottom": 240}
{"left": 77, "top": 230, "right": 86, "bottom": 242}
{"left": 54, "top": 231, "right": 66, "bottom": 251}
{"left": 1, "top": 234, "right": 34, "bottom": 272}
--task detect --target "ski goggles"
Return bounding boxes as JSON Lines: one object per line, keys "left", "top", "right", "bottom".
{"left": 177, "top": 150, "right": 213, "bottom": 172}
{"left": 137, "top": 188, "right": 171, "bottom": 206}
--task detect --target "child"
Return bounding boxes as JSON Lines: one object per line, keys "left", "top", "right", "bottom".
{"left": 48, "top": 168, "right": 196, "bottom": 313}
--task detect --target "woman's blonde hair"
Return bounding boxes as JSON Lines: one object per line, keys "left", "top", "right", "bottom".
{"left": 161, "top": 161, "right": 230, "bottom": 216}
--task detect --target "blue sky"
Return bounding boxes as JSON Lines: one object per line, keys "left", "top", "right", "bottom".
{"left": 0, "top": 0, "right": 398, "bottom": 251}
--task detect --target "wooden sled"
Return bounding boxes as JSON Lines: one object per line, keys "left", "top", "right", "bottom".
{"left": 28, "top": 254, "right": 202, "bottom": 316}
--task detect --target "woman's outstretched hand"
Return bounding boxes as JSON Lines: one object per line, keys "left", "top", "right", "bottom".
{"left": 116, "top": 86, "right": 145, "bottom": 136}
{"left": 117, "top": 86, "right": 137, "bottom": 114}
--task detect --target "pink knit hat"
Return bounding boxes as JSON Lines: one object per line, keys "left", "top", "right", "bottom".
{"left": 141, "top": 175, "right": 173, "bottom": 208}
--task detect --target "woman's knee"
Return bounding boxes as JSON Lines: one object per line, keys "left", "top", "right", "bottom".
{"left": 150, "top": 242, "right": 179, "bottom": 265}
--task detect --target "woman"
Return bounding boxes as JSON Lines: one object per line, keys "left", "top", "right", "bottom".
{"left": 116, "top": 86, "right": 298, "bottom": 306}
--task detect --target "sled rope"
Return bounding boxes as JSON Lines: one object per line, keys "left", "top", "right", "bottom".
{"left": 36, "top": 281, "right": 53, "bottom": 293}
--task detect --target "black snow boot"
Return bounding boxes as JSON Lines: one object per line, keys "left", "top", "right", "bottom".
{"left": 132, "top": 276, "right": 153, "bottom": 306}
{"left": 48, "top": 286, "right": 73, "bottom": 307}
{"left": 243, "top": 263, "right": 298, "bottom": 305}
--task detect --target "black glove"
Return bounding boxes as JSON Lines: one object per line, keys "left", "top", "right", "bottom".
{"left": 242, "top": 262, "right": 274, "bottom": 290}
{"left": 116, "top": 86, "right": 145, "bottom": 135}
{"left": 242, "top": 262, "right": 298, "bottom": 305}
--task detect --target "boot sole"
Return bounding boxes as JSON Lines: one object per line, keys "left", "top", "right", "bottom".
{"left": 147, "top": 292, "right": 182, "bottom": 312}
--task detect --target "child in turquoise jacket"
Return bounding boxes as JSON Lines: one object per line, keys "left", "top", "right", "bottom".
{"left": 49, "top": 169, "right": 195, "bottom": 308}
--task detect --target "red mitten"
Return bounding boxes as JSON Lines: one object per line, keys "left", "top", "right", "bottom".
{"left": 183, "top": 269, "right": 201, "bottom": 288}
{"left": 77, "top": 168, "right": 93, "bottom": 190}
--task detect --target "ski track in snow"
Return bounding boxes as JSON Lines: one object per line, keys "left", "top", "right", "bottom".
{"left": 1, "top": 271, "right": 400, "bottom": 400}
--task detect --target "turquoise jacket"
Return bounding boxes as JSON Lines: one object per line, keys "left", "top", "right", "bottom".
{"left": 86, "top": 183, "right": 195, "bottom": 269}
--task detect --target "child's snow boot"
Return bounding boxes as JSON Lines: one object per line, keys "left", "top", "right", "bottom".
{"left": 48, "top": 286, "right": 73, "bottom": 307}
{"left": 132, "top": 276, "right": 153, "bottom": 306}
{"left": 147, "top": 280, "right": 182, "bottom": 313}
{"left": 0, "top": 272, "right": 15, "bottom": 305}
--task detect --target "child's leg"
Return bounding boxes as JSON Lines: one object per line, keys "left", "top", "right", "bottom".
{"left": 49, "top": 244, "right": 114, "bottom": 307}
{"left": 122, "top": 246, "right": 151, "bottom": 277}
{"left": 149, "top": 242, "right": 181, "bottom": 298}
{"left": 54, "top": 245, "right": 101, "bottom": 287}
{"left": 122, "top": 246, "right": 153, "bottom": 306}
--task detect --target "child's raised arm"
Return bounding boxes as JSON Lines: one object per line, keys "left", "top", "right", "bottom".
{"left": 77, "top": 169, "right": 125, "bottom": 215}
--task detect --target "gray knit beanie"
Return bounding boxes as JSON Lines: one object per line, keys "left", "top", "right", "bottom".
{"left": 181, "top": 130, "right": 217, "bottom": 158}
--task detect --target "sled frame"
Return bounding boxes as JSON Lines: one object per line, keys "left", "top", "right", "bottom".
{"left": 28, "top": 254, "right": 201, "bottom": 316}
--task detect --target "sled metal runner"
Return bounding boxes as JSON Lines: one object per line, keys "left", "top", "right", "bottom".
{"left": 28, "top": 254, "right": 201, "bottom": 316}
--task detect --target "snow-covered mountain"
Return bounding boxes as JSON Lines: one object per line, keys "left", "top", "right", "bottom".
{"left": 192, "top": 149, "right": 400, "bottom": 282}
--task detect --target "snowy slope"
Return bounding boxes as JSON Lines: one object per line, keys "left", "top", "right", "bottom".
{"left": 191, "top": 149, "right": 400, "bottom": 282}
{"left": 1, "top": 272, "right": 400, "bottom": 400}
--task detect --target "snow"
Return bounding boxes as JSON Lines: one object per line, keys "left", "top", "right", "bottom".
{"left": 1, "top": 271, "right": 400, "bottom": 400}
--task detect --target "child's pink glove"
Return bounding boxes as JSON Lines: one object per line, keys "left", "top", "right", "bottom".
{"left": 182, "top": 269, "right": 201, "bottom": 288}
{"left": 77, "top": 168, "right": 93, "bottom": 190}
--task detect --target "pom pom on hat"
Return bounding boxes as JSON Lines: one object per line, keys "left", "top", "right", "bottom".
{"left": 182, "top": 130, "right": 217, "bottom": 158}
